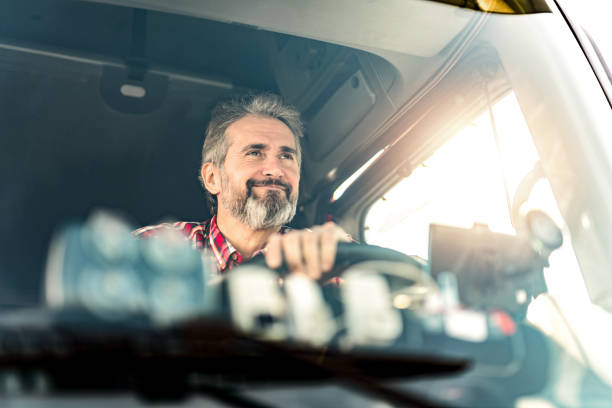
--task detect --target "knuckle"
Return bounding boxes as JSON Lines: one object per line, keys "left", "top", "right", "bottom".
{"left": 321, "top": 231, "right": 337, "bottom": 245}
{"left": 282, "top": 231, "right": 299, "bottom": 246}
{"left": 302, "top": 231, "right": 317, "bottom": 246}
{"left": 323, "top": 221, "right": 337, "bottom": 229}
{"left": 308, "top": 226, "right": 320, "bottom": 235}
{"left": 267, "top": 234, "right": 280, "bottom": 247}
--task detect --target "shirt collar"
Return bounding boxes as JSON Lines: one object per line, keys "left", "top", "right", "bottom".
{"left": 208, "top": 215, "right": 243, "bottom": 272}
{"left": 207, "top": 216, "right": 293, "bottom": 273}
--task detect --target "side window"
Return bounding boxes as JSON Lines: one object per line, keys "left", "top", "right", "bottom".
{"left": 364, "top": 92, "right": 588, "bottom": 300}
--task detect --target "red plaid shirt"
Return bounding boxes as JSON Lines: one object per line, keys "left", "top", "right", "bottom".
{"left": 133, "top": 216, "right": 248, "bottom": 274}
{"left": 134, "top": 218, "right": 343, "bottom": 285}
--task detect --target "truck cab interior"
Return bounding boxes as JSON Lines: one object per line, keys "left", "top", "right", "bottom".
{"left": 0, "top": 0, "right": 505, "bottom": 307}
{"left": 3, "top": 1, "right": 612, "bottom": 406}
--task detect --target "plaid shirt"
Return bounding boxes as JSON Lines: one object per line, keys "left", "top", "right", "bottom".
{"left": 134, "top": 217, "right": 343, "bottom": 285}
{"left": 133, "top": 216, "right": 248, "bottom": 274}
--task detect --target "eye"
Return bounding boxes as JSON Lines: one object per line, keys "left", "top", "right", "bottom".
{"left": 246, "top": 150, "right": 261, "bottom": 157}
{"left": 280, "top": 152, "right": 295, "bottom": 160}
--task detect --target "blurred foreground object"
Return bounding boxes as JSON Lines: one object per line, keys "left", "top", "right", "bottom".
{"left": 44, "top": 211, "right": 213, "bottom": 325}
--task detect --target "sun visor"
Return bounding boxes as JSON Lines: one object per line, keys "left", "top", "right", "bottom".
{"left": 307, "top": 70, "right": 376, "bottom": 161}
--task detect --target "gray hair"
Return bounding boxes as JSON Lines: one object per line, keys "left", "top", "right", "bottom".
{"left": 200, "top": 93, "right": 303, "bottom": 213}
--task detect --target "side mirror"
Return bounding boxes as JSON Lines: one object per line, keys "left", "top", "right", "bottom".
{"left": 428, "top": 214, "right": 561, "bottom": 318}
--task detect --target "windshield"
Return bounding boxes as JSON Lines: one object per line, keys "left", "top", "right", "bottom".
{"left": 2, "top": 0, "right": 612, "bottom": 407}
{"left": 364, "top": 91, "right": 590, "bottom": 303}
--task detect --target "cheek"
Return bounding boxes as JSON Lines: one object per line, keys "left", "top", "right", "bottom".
{"left": 225, "top": 162, "right": 250, "bottom": 183}
{"left": 289, "top": 172, "right": 300, "bottom": 194}
{"left": 222, "top": 170, "right": 246, "bottom": 192}
{"left": 283, "top": 161, "right": 299, "bottom": 177}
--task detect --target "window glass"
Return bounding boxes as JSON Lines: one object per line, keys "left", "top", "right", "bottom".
{"left": 364, "top": 92, "right": 588, "bottom": 300}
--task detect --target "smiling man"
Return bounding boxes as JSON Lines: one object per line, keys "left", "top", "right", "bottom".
{"left": 135, "top": 93, "right": 349, "bottom": 278}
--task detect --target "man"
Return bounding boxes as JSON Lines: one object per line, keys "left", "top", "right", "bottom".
{"left": 134, "top": 93, "right": 349, "bottom": 279}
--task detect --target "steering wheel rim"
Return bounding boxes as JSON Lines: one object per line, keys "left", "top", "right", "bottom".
{"left": 244, "top": 242, "right": 426, "bottom": 281}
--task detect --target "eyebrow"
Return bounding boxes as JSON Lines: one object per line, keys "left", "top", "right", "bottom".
{"left": 240, "top": 144, "right": 297, "bottom": 155}
{"left": 241, "top": 144, "right": 266, "bottom": 153}
{"left": 280, "top": 146, "right": 297, "bottom": 155}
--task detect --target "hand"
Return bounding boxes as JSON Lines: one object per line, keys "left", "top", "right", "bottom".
{"left": 264, "top": 222, "right": 352, "bottom": 279}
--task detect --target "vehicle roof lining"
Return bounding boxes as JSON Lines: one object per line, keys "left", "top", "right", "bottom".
{"left": 80, "top": 0, "right": 476, "bottom": 57}
{"left": 0, "top": 0, "right": 477, "bottom": 207}
{"left": 0, "top": 1, "right": 281, "bottom": 91}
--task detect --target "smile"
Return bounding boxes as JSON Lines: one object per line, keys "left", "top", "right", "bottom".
{"left": 247, "top": 178, "right": 292, "bottom": 196}
{"left": 254, "top": 184, "right": 285, "bottom": 190}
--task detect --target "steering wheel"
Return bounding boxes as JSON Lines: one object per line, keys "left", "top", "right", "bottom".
{"left": 244, "top": 242, "right": 427, "bottom": 281}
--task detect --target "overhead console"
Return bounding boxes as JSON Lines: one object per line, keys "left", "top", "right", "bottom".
{"left": 77, "top": 0, "right": 475, "bottom": 178}
{"left": 268, "top": 35, "right": 397, "bottom": 162}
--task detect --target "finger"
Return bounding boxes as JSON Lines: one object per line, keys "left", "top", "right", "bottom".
{"left": 301, "top": 228, "right": 321, "bottom": 280}
{"left": 320, "top": 222, "right": 342, "bottom": 272}
{"left": 265, "top": 233, "right": 282, "bottom": 269}
{"left": 340, "top": 230, "right": 353, "bottom": 243}
{"left": 324, "top": 221, "right": 352, "bottom": 243}
{"left": 281, "top": 231, "right": 304, "bottom": 274}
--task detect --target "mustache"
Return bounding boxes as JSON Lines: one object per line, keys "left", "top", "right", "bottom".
{"left": 246, "top": 178, "right": 292, "bottom": 198}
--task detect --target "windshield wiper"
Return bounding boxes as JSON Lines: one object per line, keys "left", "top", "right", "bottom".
{"left": 0, "top": 307, "right": 468, "bottom": 407}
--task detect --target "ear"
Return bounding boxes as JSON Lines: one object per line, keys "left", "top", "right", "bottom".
{"left": 200, "top": 162, "right": 221, "bottom": 195}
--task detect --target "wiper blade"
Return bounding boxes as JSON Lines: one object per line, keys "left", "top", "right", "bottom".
{"left": 0, "top": 308, "right": 469, "bottom": 407}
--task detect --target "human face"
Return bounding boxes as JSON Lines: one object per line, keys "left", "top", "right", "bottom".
{"left": 218, "top": 115, "right": 300, "bottom": 229}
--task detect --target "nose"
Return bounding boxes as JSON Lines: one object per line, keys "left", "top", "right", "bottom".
{"left": 262, "top": 156, "right": 284, "bottom": 178}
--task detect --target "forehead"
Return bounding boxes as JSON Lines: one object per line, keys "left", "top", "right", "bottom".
{"left": 225, "top": 114, "right": 297, "bottom": 150}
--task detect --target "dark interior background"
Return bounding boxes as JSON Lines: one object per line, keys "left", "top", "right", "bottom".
{"left": 0, "top": 0, "right": 284, "bottom": 306}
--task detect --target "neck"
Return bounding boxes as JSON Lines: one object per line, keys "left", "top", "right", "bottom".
{"left": 215, "top": 207, "right": 280, "bottom": 259}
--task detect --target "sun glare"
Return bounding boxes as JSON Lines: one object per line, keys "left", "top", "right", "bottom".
{"left": 365, "top": 91, "right": 589, "bottom": 301}
{"left": 365, "top": 93, "right": 537, "bottom": 258}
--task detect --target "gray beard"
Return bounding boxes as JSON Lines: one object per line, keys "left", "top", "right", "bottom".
{"left": 219, "top": 172, "right": 297, "bottom": 230}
